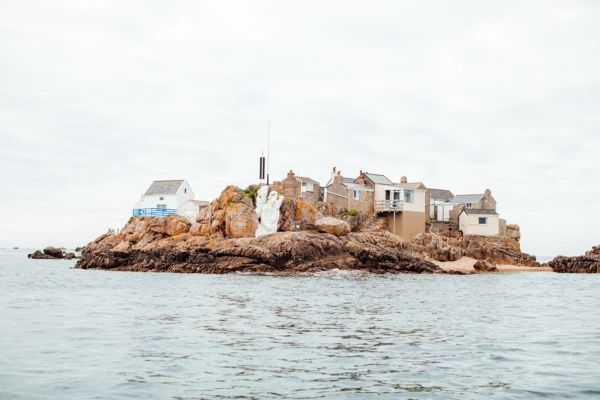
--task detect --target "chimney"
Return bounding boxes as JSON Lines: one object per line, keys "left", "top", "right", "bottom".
{"left": 355, "top": 170, "right": 366, "bottom": 185}
{"left": 400, "top": 176, "right": 408, "bottom": 184}
{"left": 287, "top": 170, "right": 295, "bottom": 179}
{"left": 333, "top": 170, "right": 342, "bottom": 185}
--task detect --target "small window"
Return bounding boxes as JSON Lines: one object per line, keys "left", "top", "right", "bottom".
{"left": 404, "top": 190, "right": 414, "bottom": 203}
{"left": 393, "top": 190, "right": 400, "bottom": 201}
{"left": 157, "top": 204, "right": 167, "bottom": 210}
{"left": 159, "top": 196, "right": 164, "bottom": 200}
{"left": 478, "top": 217, "right": 487, "bottom": 224}
{"left": 353, "top": 190, "right": 360, "bottom": 200}
{"left": 306, "top": 182, "right": 314, "bottom": 193}
{"left": 184, "top": 188, "right": 187, "bottom": 194}
{"left": 385, "top": 190, "right": 391, "bottom": 200}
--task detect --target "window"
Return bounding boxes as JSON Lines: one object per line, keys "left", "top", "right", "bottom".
{"left": 184, "top": 188, "right": 187, "bottom": 194}
{"left": 404, "top": 190, "right": 414, "bottom": 203}
{"left": 478, "top": 217, "right": 487, "bottom": 224}
{"left": 306, "top": 182, "right": 314, "bottom": 193}
{"left": 159, "top": 196, "right": 164, "bottom": 200}
{"left": 385, "top": 190, "right": 391, "bottom": 200}
{"left": 353, "top": 190, "right": 360, "bottom": 200}
{"left": 393, "top": 190, "right": 400, "bottom": 200}
{"left": 157, "top": 204, "right": 167, "bottom": 210}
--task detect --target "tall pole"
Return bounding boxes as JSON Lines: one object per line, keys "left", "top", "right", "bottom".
{"left": 267, "top": 121, "right": 270, "bottom": 185}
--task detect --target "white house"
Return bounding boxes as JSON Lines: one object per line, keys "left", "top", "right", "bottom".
{"left": 458, "top": 208, "right": 500, "bottom": 236}
{"left": 177, "top": 199, "right": 210, "bottom": 222}
{"left": 133, "top": 180, "right": 195, "bottom": 216}
{"left": 428, "top": 188, "right": 456, "bottom": 222}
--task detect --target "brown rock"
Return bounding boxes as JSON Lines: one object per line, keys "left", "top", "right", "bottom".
{"left": 43, "top": 246, "right": 64, "bottom": 258}
{"left": 165, "top": 215, "right": 191, "bottom": 236}
{"left": 473, "top": 260, "right": 497, "bottom": 272}
{"left": 549, "top": 246, "right": 600, "bottom": 273}
{"left": 112, "top": 241, "right": 132, "bottom": 252}
{"left": 224, "top": 202, "right": 258, "bottom": 238}
{"left": 506, "top": 224, "right": 521, "bottom": 241}
{"left": 75, "top": 227, "right": 443, "bottom": 275}
{"left": 315, "top": 217, "right": 351, "bottom": 236}
{"left": 64, "top": 252, "right": 77, "bottom": 259}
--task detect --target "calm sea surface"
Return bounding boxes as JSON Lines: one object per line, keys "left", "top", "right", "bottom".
{"left": 1, "top": 248, "right": 599, "bottom": 399}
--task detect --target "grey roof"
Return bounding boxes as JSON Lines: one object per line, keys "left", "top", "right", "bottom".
{"left": 144, "top": 180, "right": 185, "bottom": 195}
{"left": 453, "top": 194, "right": 484, "bottom": 204}
{"left": 364, "top": 172, "right": 394, "bottom": 185}
{"left": 296, "top": 176, "right": 319, "bottom": 184}
{"left": 396, "top": 182, "right": 425, "bottom": 190}
{"left": 429, "top": 188, "right": 455, "bottom": 202}
{"left": 461, "top": 208, "right": 498, "bottom": 216}
{"left": 344, "top": 183, "right": 374, "bottom": 192}
{"left": 342, "top": 177, "right": 355, "bottom": 184}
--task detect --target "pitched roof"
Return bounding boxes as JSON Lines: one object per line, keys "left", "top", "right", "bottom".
{"left": 344, "top": 183, "right": 374, "bottom": 192}
{"left": 428, "top": 188, "right": 455, "bottom": 202}
{"left": 364, "top": 172, "right": 394, "bottom": 185}
{"left": 396, "top": 182, "right": 426, "bottom": 190}
{"left": 144, "top": 180, "right": 185, "bottom": 195}
{"left": 461, "top": 208, "right": 498, "bottom": 216}
{"left": 453, "top": 194, "right": 484, "bottom": 204}
{"left": 296, "top": 176, "right": 319, "bottom": 184}
{"left": 342, "top": 177, "right": 355, "bottom": 184}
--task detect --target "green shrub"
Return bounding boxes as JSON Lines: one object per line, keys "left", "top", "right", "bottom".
{"left": 341, "top": 209, "right": 359, "bottom": 217}
{"left": 242, "top": 186, "right": 258, "bottom": 200}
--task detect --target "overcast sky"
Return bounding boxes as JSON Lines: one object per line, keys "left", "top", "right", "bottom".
{"left": 1, "top": 1, "right": 599, "bottom": 256}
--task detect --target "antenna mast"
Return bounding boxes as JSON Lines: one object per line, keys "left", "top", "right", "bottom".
{"left": 267, "top": 121, "right": 270, "bottom": 185}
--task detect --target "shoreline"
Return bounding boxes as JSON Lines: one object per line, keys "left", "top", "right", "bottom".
{"left": 432, "top": 257, "right": 552, "bottom": 274}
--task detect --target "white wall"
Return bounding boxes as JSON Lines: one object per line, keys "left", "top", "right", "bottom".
{"left": 177, "top": 201, "right": 202, "bottom": 222}
{"left": 374, "top": 184, "right": 425, "bottom": 212}
{"left": 134, "top": 194, "right": 178, "bottom": 210}
{"left": 459, "top": 213, "right": 500, "bottom": 236}
{"left": 175, "top": 181, "right": 195, "bottom": 207}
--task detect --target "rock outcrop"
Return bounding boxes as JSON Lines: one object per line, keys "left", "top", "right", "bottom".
{"left": 412, "top": 233, "right": 539, "bottom": 266}
{"left": 315, "top": 217, "right": 351, "bottom": 236}
{"left": 76, "top": 227, "right": 443, "bottom": 274}
{"left": 473, "top": 260, "right": 497, "bottom": 272}
{"left": 548, "top": 245, "right": 600, "bottom": 273}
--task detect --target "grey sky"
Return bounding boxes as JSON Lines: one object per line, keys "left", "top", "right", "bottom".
{"left": 1, "top": 1, "right": 599, "bottom": 256}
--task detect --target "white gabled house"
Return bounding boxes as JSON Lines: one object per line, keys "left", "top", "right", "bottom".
{"left": 458, "top": 208, "right": 500, "bottom": 236}
{"left": 133, "top": 180, "right": 195, "bottom": 216}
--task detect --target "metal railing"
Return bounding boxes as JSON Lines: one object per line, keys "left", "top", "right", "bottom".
{"left": 132, "top": 208, "right": 177, "bottom": 216}
{"left": 375, "top": 200, "right": 404, "bottom": 212}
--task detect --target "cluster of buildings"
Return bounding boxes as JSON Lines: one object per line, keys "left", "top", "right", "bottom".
{"left": 133, "top": 168, "right": 504, "bottom": 241}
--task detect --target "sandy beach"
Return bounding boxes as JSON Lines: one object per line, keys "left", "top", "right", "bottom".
{"left": 433, "top": 257, "right": 552, "bottom": 274}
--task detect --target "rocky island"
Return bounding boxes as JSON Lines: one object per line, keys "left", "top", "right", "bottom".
{"left": 76, "top": 185, "right": 543, "bottom": 275}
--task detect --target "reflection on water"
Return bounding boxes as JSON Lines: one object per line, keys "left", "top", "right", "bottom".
{"left": 1, "top": 249, "right": 599, "bottom": 399}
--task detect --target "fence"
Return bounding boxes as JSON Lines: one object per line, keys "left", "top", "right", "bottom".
{"left": 132, "top": 208, "right": 177, "bottom": 216}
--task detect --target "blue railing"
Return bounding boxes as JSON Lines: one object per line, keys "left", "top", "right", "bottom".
{"left": 132, "top": 208, "right": 177, "bottom": 216}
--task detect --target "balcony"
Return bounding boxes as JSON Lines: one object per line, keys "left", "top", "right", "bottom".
{"left": 132, "top": 208, "right": 177, "bottom": 217}
{"left": 375, "top": 200, "right": 404, "bottom": 213}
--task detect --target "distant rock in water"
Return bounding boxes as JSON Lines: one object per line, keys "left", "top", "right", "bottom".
{"left": 548, "top": 245, "right": 600, "bottom": 273}
{"left": 28, "top": 247, "right": 78, "bottom": 260}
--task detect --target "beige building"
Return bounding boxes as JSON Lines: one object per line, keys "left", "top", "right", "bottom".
{"left": 459, "top": 208, "right": 500, "bottom": 236}
{"left": 449, "top": 189, "right": 497, "bottom": 224}
{"left": 273, "top": 170, "right": 321, "bottom": 203}
{"left": 324, "top": 168, "right": 374, "bottom": 215}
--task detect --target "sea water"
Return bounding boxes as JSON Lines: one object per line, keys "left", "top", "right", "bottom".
{"left": 1, "top": 248, "right": 599, "bottom": 399}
